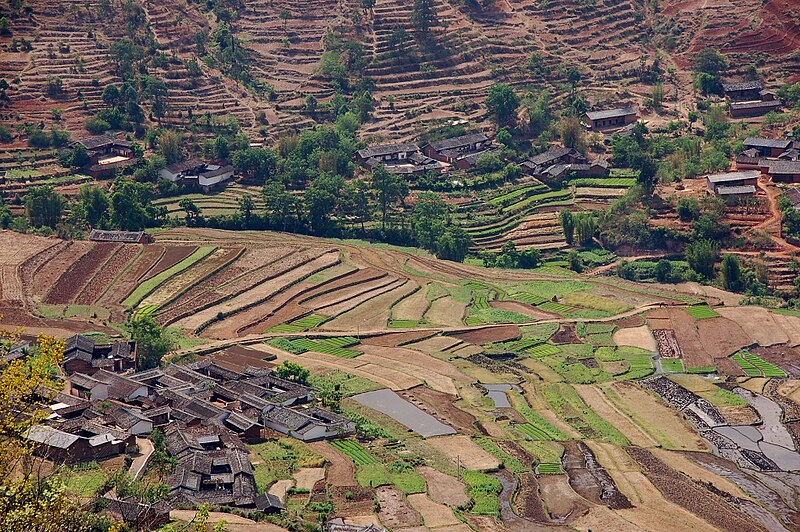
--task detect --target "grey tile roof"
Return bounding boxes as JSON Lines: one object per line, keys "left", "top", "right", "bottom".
{"left": 715, "top": 185, "right": 756, "bottom": 195}
{"left": 706, "top": 170, "right": 760, "bottom": 184}
{"left": 26, "top": 425, "right": 80, "bottom": 449}
{"left": 764, "top": 160, "right": 800, "bottom": 174}
{"left": 88, "top": 230, "right": 146, "bottom": 243}
{"left": 357, "top": 143, "right": 418, "bottom": 159}
{"left": 743, "top": 137, "right": 791, "bottom": 149}
{"left": 585, "top": 106, "right": 636, "bottom": 121}
{"left": 723, "top": 80, "right": 763, "bottom": 92}
{"left": 428, "top": 133, "right": 490, "bottom": 151}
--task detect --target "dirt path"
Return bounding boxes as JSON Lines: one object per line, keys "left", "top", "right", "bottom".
{"left": 130, "top": 437, "right": 154, "bottom": 480}
{"left": 308, "top": 441, "right": 355, "bottom": 487}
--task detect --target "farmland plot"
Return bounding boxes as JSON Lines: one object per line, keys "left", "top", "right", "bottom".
{"left": 30, "top": 241, "right": 93, "bottom": 300}
{"left": 74, "top": 245, "right": 142, "bottom": 305}
{"left": 97, "top": 245, "right": 166, "bottom": 307}
{"left": 138, "top": 247, "right": 242, "bottom": 310}
{"left": 353, "top": 389, "right": 455, "bottom": 437}
{"left": 45, "top": 243, "right": 120, "bottom": 305}
{"left": 176, "top": 250, "right": 339, "bottom": 332}
{"left": 0, "top": 232, "right": 58, "bottom": 304}
{"left": 324, "top": 281, "right": 418, "bottom": 331}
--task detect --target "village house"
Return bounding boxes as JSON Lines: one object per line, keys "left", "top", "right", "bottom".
{"left": 159, "top": 159, "right": 235, "bottom": 192}
{"left": 706, "top": 170, "right": 759, "bottom": 198}
{"left": 423, "top": 133, "right": 494, "bottom": 170}
{"left": 743, "top": 137, "right": 792, "bottom": 158}
{"left": 729, "top": 100, "right": 782, "bottom": 118}
{"left": 521, "top": 146, "right": 587, "bottom": 175}
{"left": 583, "top": 106, "right": 638, "bottom": 131}
{"left": 89, "top": 229, "right": 154, "bottom": 244}
{"left": 73, "top": 135, "right": 137, "bottom": 179}
{"left": 722, "top": 80, "right": 764, "bottom": 101}
{"left": 356, "top": 142, "right": 444, "bottom": 176}
{"left": 63, "top": 334, "right": 136, "bottom": 375}
{"left": 263, "top": 405, "right": 354, "bottom": 441}
{"left": 762, "top": 160, "right": 800, "bottom": 183}
{"left": 25, "top": 423, "right": 130, "bottom": 463}
{"left": 102, "top": 497, "right": 171, "bottom": 530}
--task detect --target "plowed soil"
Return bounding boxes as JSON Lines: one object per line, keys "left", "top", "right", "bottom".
{"left": 140, "top": 245, "right": 197, "bottom": 281}
{"left": 626, "top": 446, "right": 765, "bottom": 531}
{"left": 449, "top": 325, "right": 521, "bottom": 345}
{"left": 98, "top": 244, "right": 165, "bottom": 306}
{"left": 31, "top": 240, "right": 93, "bottom": 300}
{"left": 647, "top": 307, "right": 712, "bottom": 368}
{"left": 74, "top": 244, "right": 141, "bottom": 305}
{"left": 376, "top": 486, "right": 420, "bottom": 529}
{"left": 45, "top": 243, "right": 119, "bottom": 304}
{"left": 417, "top": 466, "right": 468, "bottom": 507}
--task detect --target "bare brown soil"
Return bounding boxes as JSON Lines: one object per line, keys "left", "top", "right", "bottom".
{"left": 537, "top": 474, "right": 590, "bottom": 523}
{"left": 626, "top": 447, "right": 766, "bottom": 531}
{"left": 513, "top": 473, "right": 549, "bottom": 522}
{"left": 418, "top": 466, "right": 468, "bottom": 507}
{"left": 448, "top": 325, "right": 521, "bottom": 345}
{"left": 376, "top": 486, "right": 420, "bottom": 529}
{"left": 141, "top": 246, "right": 197, "bottom": 281}
{"left": 30, "top": 241, "right": 92, "bottom": 301}
{"left": 44, "top": 243, "right": 119, "bottom": 304}
{"left": 75, "top": 245, "right": 141, "bottom": 305}
{"left": 751, "top": 346, "right": 800, "bottom": 377}
{"left": 562, "top": 441, "right": 631, "bottom": 510}
{"left": 647, "top": 307, "right": 712, "bottom": 368}
{"left": 551, "top": 324, "right": 580, "bottom": 345}
{"left": 361, "top": 330, "right": 437, "bottom": 347}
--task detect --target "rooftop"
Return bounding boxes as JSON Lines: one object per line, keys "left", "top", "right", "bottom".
{"left": 715, "top": 185, "right": 756, "bottom": 195}
{"left": 706, "top": 170, "right": 761, "bottom": 184}
{"left": 89, "top": 230, "right": 147, "bottom": 243}
{"left": 357, "top": 143, "right": 419, "bottom": 159}
{"left": 164, "top": 158, "right": 205, "bottom": 174}
{"left": 585, "top": 106, "right": 637, "bottom": 121}
{"left": 743, "top": 137, "right": 792, "bottom": 149}
{"left": 427, "top": 133, "right": 490, "bottom": 151}
{"left": 722, "top": 80, "right": 763, "bottom": 92}
{"left": 763, "top": 160, "right": 800, "bottom": 173}
{"left": 730, "top": 100, "right": 782, "bottom": 111}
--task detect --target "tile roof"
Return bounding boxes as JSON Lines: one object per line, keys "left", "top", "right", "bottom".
{"left": 26, "top": 425, "right": 80, "bottom": 449}
{"left": 730, "top": 100, "right": 782, "bottom": 111}
{"left": 88, "top": 230, "right": 147, "bottom": 243}
{"left": 164, "top": 158, "right": 205, "bottom": 174}
{"left": 585, "top": 106, "right": 637, "bottom": 121}
{"left": 357, "top": 143, "right": 418, "bottom": 159}
{"left": 706, "top": 170, "right": 760, "bottom": 184}
{"left": 722, "top": 80, "right": 763, "bottom": 92}
{"left": 427, "top": 133, "right": 490, "bottom": 151}
{"left": 743, "top": 137, "right": 792, "bottom": 149}
{"left": 715, "top": 185, "right": 756, "bottom": 195}
{"left": 764, "top": 160, "right": 800, "bottom": 174}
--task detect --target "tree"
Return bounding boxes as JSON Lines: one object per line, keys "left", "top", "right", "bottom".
{"left": 720, "top": 254, "right": 743, "bottom": 292}
{"left": 676, "top": 198, "right": 700, "bottom": 221}
{"left": 0, "top": 197, "right": 11, "bottom": 229}
{"left": 279, "top": 9, "right": 292, "bottom": 32}
{"left": 77, "top": 184, "right": 109, "bottom": 227}
{"left": 130, "top": 315, "right": 173, "bottom": 370}
{"left": 560, "top": 210, "right": 575, "bottom": 245}
{"left": 305, "top": 173, "right": 344, "bottom": 235}
{"left": 370, "top": 165, "right": 408, "bottom": 230}
{"left": 650, "top": 82, "right": 664, "bottom": 108}
{"left": 158, "top": 130, "right": 182, "bottom": 165}
{"left": 693, "top": 49, "right": 728, "bottom": 76}
{"left": 475, "top": 152, "right": 504, "bottom": 173}
{"left": 486, "top": 83, "right": 520, "bottom": 126}
{"left": 24, "top": 186, "right": 64, "bottom": 229}
{"left": 574, "top": 213, "right": 596, "bottom": 247}
{"left": 71, "top": 142, "right": 89, "bottom": 167}
{"left": 654, "top": 259, "right": 672, "bottom": 283}
{"left": 632, "top": 152, "right": 658, "bottom": 195}
{"left": 435, "top": 226, "right": 472, "bottom": 262}
{"left": 274, "top": 360, "right": 310, "bottom": 385}
{"left": 560, "top": 116, "right": 585, "bottom": 152}
{"left": 238, "top": 193, "right": 256, "bottom": 227}
{"left": 412, "top": 192, "right": 448, "bottom": 251}
{"left": 263, "top": 182, "right": 299, "bottom": 231}
{"left": 178, "top": 198, "right": 200, "bottom": 225}
{"left": 412, "top": 0, "right": 437, "bottom": 34}
{"left": 0, "top": 335, "right": 96, "bottom": 531}
{"left": 233, "top": 148, "right": 277, "bottom": 183}
{"left": 111, "top": 178, "right": 156, "bottom": 230}
{"left": 685, "top": 240, "right": 719, "bottom": 278}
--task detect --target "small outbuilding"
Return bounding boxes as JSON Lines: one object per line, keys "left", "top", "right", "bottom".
{"left": 706, "top": 170, "right": 759, "bottom": 196}
{"left": 89, "top": 230, "right": 153, "bottom": 244}
{"left": 729, "top": 100, "right": 782, "bottom": 118}
{"left": 583, "top": 106, "right": 637, "bottom": 131}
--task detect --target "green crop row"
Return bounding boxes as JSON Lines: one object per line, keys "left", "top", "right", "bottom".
{"left": 330, "top": 440, "right": 378, "bottom": 465}
{"left": 516, "top": 423, "right": 553, "bottom": 441}
{"left": 538, "top": 301, "right": 573, "bottom": 314}
{"left": 124, "top": 246, "right": 216, "bottom": 308}
{"left": 733, "top": 350, "right": 786, "bottom": 377}
{"left": 318, "top": 336, "right": 359, "bottom": 348}
{"left": 526, "top": 344, "right": 561, "bottom": 358}
{"left": 685, "top": 305, "right": 719, "bottom": 319}
{"left": 537, "top": 463, "right": 563, "bottom": 474}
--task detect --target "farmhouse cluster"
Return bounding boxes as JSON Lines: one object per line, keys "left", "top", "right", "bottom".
{"left": 24, "top": 334, "right": 353, "bottom": 514}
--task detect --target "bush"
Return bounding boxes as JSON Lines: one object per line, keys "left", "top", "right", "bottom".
{"left": 85, "top": 117, "right": 111, "bottom": 134}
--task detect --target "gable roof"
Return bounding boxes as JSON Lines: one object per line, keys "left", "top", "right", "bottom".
{"left": 585, "top": 106, "right": 637, "bottom": 121}
{"left": 26, "top": 425, "right": 81, "bottom": 449}
{"left": 743, "top": 137, "right": 792, "bottom": 150}
{"left": 730, "top": 100, "right": 781, "bottom": 111}
{"left": 357, "top": 143, "right": 418, "bottom": 159}
{"left": 722, "top": 80, "right": 763, "bottom": 92}
{"left": 763, "top": 160, "right": 800, "bottom": 174}
{"left": 75, "top": 135, "right": 116, "bottom": 150}
{"left": 715, "top": 185, "right": 756, "bottom": 195}
{"left": 89, "top": 230, "right": 147, "bottom": 243}
{"left": 427, "top": 133, "right": 490, "bottom": 151}
{"left": 784, "top": 188, "right": 800, "bottom": 207}
{"left": 164, "top": 158, "right": 205, "bottom": 175}
{"left": 706, "top": 170, "right": 760, "bottom": 184}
